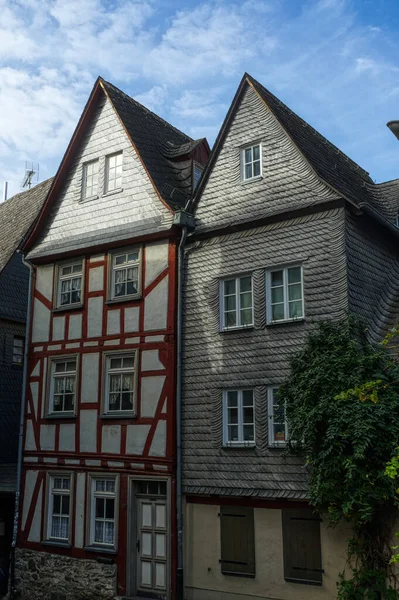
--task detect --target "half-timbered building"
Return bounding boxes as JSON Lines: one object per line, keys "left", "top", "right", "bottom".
{"left": 181, "top": 73, "right": 399, "bottom": 600}
{"left": 16, "top": 77, "right": 208, "bottom": 600}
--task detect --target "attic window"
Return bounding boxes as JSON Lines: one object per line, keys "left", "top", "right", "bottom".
{"left": 193, "top": 162, "right": 204, "bottom": 191}
{"left": 105, "top": 152, "right": 123, "bottom": 193}
{"left": 82, "top": 159, "right": 99, "bottom": 199}
{"left": 241, "top": 144, "right": 261, "bottom": 181}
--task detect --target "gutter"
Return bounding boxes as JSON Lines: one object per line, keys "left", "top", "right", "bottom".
{"left": 9, "top": 254, "right": 34, "bottom": 600}
{"left": 173, "top": 210, "right": 195, "bottom": 600}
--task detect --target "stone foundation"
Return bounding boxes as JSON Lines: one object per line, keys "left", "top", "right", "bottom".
{"left": 15, "top": 548, "right": 117, "bottom": 600}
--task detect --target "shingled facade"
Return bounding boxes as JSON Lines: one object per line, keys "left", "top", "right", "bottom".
{"left": 0, "top": 179, "right": 51, "bottom": 594}
{"left": 181, "top": 74, "right": 399, "bottom": 600}
{"left": 16, "top": 77, "right": 208, "bottom": 600}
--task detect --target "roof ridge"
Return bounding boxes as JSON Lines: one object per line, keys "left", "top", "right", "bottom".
{"left": 100, "top": 78, "right": 193, "bottom": 143}
{"left": 375, "top": 177, "right": 399, "bottom": 186}
{"left": 246, "top": 73, "right": 373, "bottom": 183}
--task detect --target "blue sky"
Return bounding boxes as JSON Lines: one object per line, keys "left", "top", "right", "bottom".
{"left": 1, "top": 0, "right": 399, "bottom": 198}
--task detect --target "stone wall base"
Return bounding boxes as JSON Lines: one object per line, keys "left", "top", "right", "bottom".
{"left": 15, "top": 547, "right": 117, "bottom": 600}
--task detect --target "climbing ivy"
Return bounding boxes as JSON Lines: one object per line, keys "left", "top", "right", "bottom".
{"left": 278, "top": 318, "right": 399, "bottom": 599}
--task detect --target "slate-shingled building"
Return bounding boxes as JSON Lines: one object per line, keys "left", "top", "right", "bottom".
{"left": 182, "top": 73, "right": 399, "bottom": 600}
{"left": 15, "top": 77, "right": 208, "bottom": 600}
{"left": 0, "top": 179, "right": 51, "bottom": 594}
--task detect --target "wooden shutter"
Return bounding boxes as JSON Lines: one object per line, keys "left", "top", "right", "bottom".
{"left": 220, "top": 505, "right": 255, "bottom": 577}
{"left": 282, "top": 509, "right": 323, "bottom": 585}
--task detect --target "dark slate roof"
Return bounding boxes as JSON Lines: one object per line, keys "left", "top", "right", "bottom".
{"left": 0, "top": 178, "right": 53, "bottom": 273}
{"left": 246, "top": 74, "right": 381, "bottom": 210}
{"left": 101, "top": 79, "right": 194, "bottom": 207}
{"left": 162, "top": 138, "right": 206, "bottom": 159}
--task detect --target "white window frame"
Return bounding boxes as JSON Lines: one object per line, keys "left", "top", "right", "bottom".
{"left": 220, "top": 274, "right": 254, "bottom": 331}
{"left": 267, "top": 386, "right": 288, "bottom": 447}
{"left": 56, "top": 259, "right": 84, "bottom": 309}
{"left": 46, "top": 473, "right": 73, "bottom": 543}
{"left": 105, "top": 151, "right": 123, "bottom": 194}
{"left": 222, "top": 389, "right": 255, "bottom": 447}
{"left": 266, "top": 265, "right": 304, "bottom": 324}
{"left": 109, "top": 247, "right": 142, "bottom": 301}
{"left": 82, "top": 159, "right": 99, "bottom": 200}
{"left": 103, "top": 351, "right": 138, "bottom": 415}
{"left": 241, "top": 143, "right": 262, "bottom": 181}
{"left": 88, "top": 475, "right": 119, "bottom": 549}
{"left": 48, "top": 356, "right": 78, "bottom": 415}
{"left": 12, "top": 336, "right": 24, "bottom": 365}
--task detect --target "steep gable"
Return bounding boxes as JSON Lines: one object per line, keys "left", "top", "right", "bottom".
{"left": 193, "top": 83, "right": 338, "bottom": 233}
{"left": 25, "top": 79, "right": 208, "bottom": 260}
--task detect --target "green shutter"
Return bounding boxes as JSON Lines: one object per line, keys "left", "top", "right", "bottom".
{"left": 220, "top": 506, "right": 255, "bottom": 577}
{"left": 282, "top": 509, "right": 323, "bottom": 585}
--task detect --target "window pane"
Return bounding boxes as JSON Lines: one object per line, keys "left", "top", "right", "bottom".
{"left": 106, "top": 480, "right": 115, "bottom": 493}
{"left": 228, "top": 407, "right": 238, "bottom": 424}
{"left": 121, "top": 392, "right": 133, "bottom": 410}
{"left": 72, "top": 264, "right": 82, "bottom": 274}
{"left": 227, "top": 391, "right": 238, "bottom": 406}
{"left": 122, "top": 356, "right": 134, "bottom": 368}
{"left": 62, "top": 495, "right": 70, "bottom": 514}
{"left": 288, "top": 267, "right": 301, "bottom": 284}
{"left": 245, "top": 164, "right": 252, "bottom": 180}
{"left": 66, "top": 361, "right": 76, "bottom": 371}
{"left": 272, "top": 303, "right": 285, "bottom": 321}
{"left": 253, "top": 161, "right": 260, "bottom": 177}
{"left": 271, "top": 270, "right": 283, "bottom": 287}
{"left": 244, "top": 148, "right": 252, "bottom": 163}
{"left": 104, "top": 521, "right": 114, "bottom": 544}
{"left": 289, "top": 300, "right": 303, "bottom": 319}
{"left": 240, "top": 292, "right": 252, "bottom": 309}
{"left": 224, "top": 279, "right": 235, "bottom": 295}
{"left": 240, "top": 277, "right": 251, "bottom": 293}
{"left": 61, "top": 279, "right": 71, "bottom": 292}
{"left": 252, "top": 145, "right": 260, "bottom": 160}
{"left": 96, "top": 480, "right": 106, "bottom": 492}
{"left": 243, "top": 424, "right": 254, "bottom": 441}
{"left": 243, "top": 406, "right": 253, "bottom": 423}
{"left": 115, "top": 269, "right": 126, "bottom": 283}
{"left": 95, "top": 521, "right": 104, "bottom": 543}
{"left": 96, "top": 498, "right": 105, "bottom": 518}
{"left": 240, "top": 308, "right": 253, "bottom": 325}
{"left": 242, "top": 390, "right": 253, "bottom": 405}
{"left": 225, "top": 312, "right": 236, "bottom": 327}
{"left": 62, "top": 266, "right": 72, "bottom": 276}
{"left": 271, "top": 286, "right": 284, "bottom": 303}
{"left": 127, "top": 252, "right": 139, "bottom": 262}
{"left": 53, "top": 495, "right": 61, "bottom": 513}
{"left": 115, "top": 255, "right": 126, "bottom": 265}
{"left": 274, "top": 423, "right": 286, "bottom": 442}
{"left": 228, "top": 425, "right": 239, "bottom": 441}
{"left": 55, "top": 362, "right": 66, "bottom": 373}
{"left": 126, "top": 281, "right": 137, "bottom": 295}
{"left": 105, "top": 498, "right": 115, "bottom": 519}
{"left": 288, "top": 283, "right": 302, "bottom": 301}
{"left": 224, "top": 295, "right": 236, "bottom": 311}
{"left": 110, "top": 357, "right": 122, "bottom": 369}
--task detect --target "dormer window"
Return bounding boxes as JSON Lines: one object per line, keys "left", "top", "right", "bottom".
{"left": 82, "top": 159, "right": 99, "bottom": 199}
{"left": 241, "top": 144, "right": 261, "bottom": 181}
{"left": 105, "top": 152, "right": 123, "bottom": 193}
{"left": 193, "top": 162, "right": 204, "bottom": 191}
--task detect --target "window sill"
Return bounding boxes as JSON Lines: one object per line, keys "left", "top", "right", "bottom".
{"left": 44, "top": 412, "right": 76, "bottom": 420}
{"left": 100, "top": 412, "right": 136, "bottom": 420}
{"left": 223, "top": 442, "right": 256, "bottom": 449}
{"left": 42, "top": 540, "right": 71, "bottom": 549}
{"left": 52, "top": 304, "right": 84, "bottom": 314}
{"left": 80, "top": 194, "right": 99, "bottom": 204}
{"left": 84, "top": 545, "right": 117, "bottom": 555}
{"left": 268, "top": 443, "right": 287, "bottom": 449}
{"left": 102, "top": 188, "right": 123, "bottom": 198}
{"left": 220, "top": 325, "right": 254, "bottom": 333}
{"left": 240, "top": 176, "right": 263, "bottom": 185}
{"left": 105, "top": 296, "right": 141, "bottom": 306}
{"left": 267, "top": 317, "right": 305, "bottom": 327}
{"left": 221, "top": 569, "right": 256, "bottom": 578}
{"left": 284, "top": 577, "right": 322, "bottom": 586}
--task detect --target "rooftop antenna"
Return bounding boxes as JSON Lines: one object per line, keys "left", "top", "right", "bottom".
{"left": 21, "top": 161, "right": 39, "bottom": 189}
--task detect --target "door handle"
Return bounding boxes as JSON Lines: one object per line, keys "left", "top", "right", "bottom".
{"left": 136, "top": 538, "right": 140, "bottom": 552}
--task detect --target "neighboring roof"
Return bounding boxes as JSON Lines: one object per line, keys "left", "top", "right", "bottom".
{"left": 0, "top": 178, "right": 53, "bottom": 273}
{"left": 100, "top": 78, "right": 200, "bottom": 206}
{"left": 190, "top": 73, "right": 397, "bottom": 222}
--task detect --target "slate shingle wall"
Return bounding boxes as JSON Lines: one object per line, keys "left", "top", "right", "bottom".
{"left": 0, "top": 252, "right": 29, "bottom": 322}
{"left": 346, "top": 210, "right": 399, "bottom": 343}
{"left": 182, "top": 208, "right": 347, "bottom": 498}
{"left": 0, "top": 318, "right": 25, "bottom": 466}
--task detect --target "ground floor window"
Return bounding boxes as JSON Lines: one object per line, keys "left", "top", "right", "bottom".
{"left": 219, "top": 505, "right": 255, "bottom": 577}
{"left": 282, "top": 509, "right": 323, "bottom": 585}
{"left": 89, "top": 477, "right": 117, "bottom": 548}
{"left": 47, "top": 475, "right": 72, "bottom": 542}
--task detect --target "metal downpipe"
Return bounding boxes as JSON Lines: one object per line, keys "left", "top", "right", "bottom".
{"left": 176, "top": 226, "right": 187, "bottom": 600}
